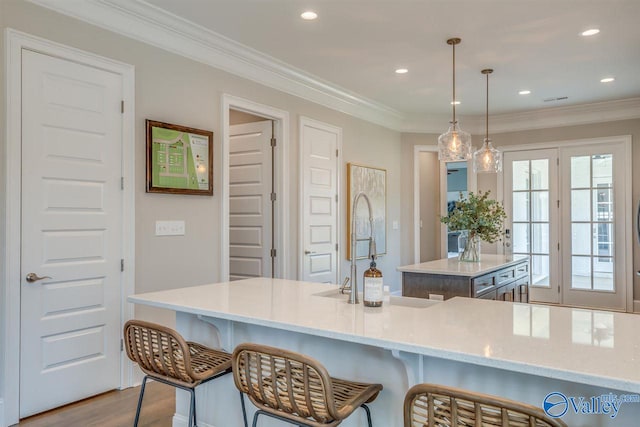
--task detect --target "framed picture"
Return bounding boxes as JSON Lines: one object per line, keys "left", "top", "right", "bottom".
{"left": 346, "top": 163, "right": 387, "bottom": 260}
{"left": 146, "top": 120, "right": 213, "bottom": 195}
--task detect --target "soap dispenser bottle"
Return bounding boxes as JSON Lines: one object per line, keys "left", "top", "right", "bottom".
{"left": 363, "top": 255, "right": 383, "bottom": 307}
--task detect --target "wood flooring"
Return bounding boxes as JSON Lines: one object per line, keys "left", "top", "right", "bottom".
{"left": 15, "top": 381, "right": 175, "bottom": 427}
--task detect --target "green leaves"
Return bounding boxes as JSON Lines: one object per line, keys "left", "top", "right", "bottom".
{"left": 440, "top": 190, "right": 507, "bottom": 244}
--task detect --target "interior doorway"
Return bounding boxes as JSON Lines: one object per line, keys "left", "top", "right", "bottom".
{"left": 413, "top": 145, "right": 476, "bottom": 264}
{"left": 222, "top": 95, "right": 290, "bottom": 281}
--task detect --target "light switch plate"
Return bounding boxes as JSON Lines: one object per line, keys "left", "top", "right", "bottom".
{"left": 392, "top": 220, "right": 399, "bottom": 230}
{"left": 155, "top": 220, "right": 185, "bottom": 236}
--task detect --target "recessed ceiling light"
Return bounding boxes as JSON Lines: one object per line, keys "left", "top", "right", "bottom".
{"left": 300, "top": 11, "right": 318, "bottom": 20}
{"left": 451, "top": 101, "right": 461, "bottom": 105}
{"left": 581, "top": 28, "right": 600, "bottom": 37}
{"left": 600, "top": 77, "right": 615, "bottom": 83}
{"left": 395, "top": 68, "right": 408, "bottom": 74}
{"left": 519, "top": 90, "right": 531, "bottom": 95}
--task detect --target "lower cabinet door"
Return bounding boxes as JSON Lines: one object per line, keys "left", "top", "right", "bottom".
{"left": 497, "top": 282, "right": 517, "bottom": 302}
{"left": 515, "top": 277, "right": 530, "bottom": 303}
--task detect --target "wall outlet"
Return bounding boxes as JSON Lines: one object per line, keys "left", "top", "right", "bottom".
{"left": 155, "top": 220, "right": 185, "bottom": 236}
{"left": 392, "top": 220, "right": 399, "bottom": 230}
{"left": 428, "top": 294, "right": 444, "bottom": 301}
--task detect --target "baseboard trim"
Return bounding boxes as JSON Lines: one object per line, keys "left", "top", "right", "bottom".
{"left": 172, "top": 413, "right": 216, "bottom": 427}
{"left": 633, "top": 300, "right": 640, "bottom": 313}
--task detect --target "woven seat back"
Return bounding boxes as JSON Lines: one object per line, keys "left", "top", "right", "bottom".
{"left": 232, "top": 343, "right": 339, "bottom": 423}
{"left": 124, "top": 320, "right": 195, "bottom": 384}
{"left": 404, "top": 384, "right": 568, "bottom": 427}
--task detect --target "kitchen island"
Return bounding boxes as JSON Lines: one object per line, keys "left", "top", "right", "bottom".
{"left": 129, "top": 277, "right": 640, "bottom": 427}
{"left": 398, "top": 254, "right": 530, "bottom": 302}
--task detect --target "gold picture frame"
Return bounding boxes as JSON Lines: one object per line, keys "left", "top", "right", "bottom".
{"left": 346, "top": 163, "right": 387, "bottom": 260}
{"left": 146, "top": 120, "right": 213, "bottom": 195}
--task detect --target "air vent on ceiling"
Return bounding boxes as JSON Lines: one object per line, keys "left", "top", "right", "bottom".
{"left": 543, "top": 96, "right": 569, "bottom": 103}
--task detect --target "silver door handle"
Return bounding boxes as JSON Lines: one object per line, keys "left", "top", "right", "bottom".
{"left": 26, "top": 273, "right": 52, "bottom": 283}
{"left": 304, "top": 250, "right": 316, "bottom": 255}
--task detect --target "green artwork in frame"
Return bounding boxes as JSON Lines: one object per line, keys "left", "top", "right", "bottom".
{"left": 146, "top": 120, "right": 213, "bottom": 195}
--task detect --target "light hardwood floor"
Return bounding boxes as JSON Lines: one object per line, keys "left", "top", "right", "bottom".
{"left": 15, "top": 381, "right": 175, "bottom": 427}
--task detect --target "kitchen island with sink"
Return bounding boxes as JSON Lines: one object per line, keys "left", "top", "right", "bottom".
{"left": 129, "top": 277, "right": 640, "bottom": 427}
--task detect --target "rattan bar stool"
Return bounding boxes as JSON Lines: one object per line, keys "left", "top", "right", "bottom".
{"left": 124, "top": 320, "right": 248, "bottom": 427}
{"left": 404, "top": 383, "right": 568, "bottom": 427}
{"left": 232, "top": 343, "right": 383, "bottom": 427}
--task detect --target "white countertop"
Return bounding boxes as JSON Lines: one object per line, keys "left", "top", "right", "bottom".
{"left": 129, "top": 277, "right": 640, "bottom": 393}
{"left": 397, "top": 254, "right": 528, "bottom": 276}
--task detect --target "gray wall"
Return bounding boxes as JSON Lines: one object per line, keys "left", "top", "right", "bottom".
{"left": 0, "top": 0, "right": 403, "bottom": 342}
{"left": 419, "top": 152, "right": 440, "bottom": 262}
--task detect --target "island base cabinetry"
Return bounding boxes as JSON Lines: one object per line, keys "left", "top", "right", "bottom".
{"left": 403, "top": 259, "right": 530, "bottom": 302}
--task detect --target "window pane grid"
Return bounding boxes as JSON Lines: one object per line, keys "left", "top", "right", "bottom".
{"left": 569, "top": 154, "right": 615, "bottom": 292}
{"left": 512, "top": 159, "right": 551, "bottom": 288}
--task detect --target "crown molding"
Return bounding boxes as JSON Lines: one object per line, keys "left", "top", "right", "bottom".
{"left": 402, "top": 97, "right": 640, "bottom": 134}
{"left": 27, "top": 0, "right": 404, "bottom": 130}
{"left": 28, "top": 0, "right": 640, "bottom": 134}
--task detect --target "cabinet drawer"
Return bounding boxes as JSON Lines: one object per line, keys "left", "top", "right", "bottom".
{"left": 495, "top": 268, "right": 515, "bottom": 285}
{"left": 515, "top": 262, "right": 529, "bottom": 279}
{"left": 472, "top": 273, "right": 495, "bottom": 296}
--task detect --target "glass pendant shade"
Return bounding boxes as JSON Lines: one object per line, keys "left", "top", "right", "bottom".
{"left": 438, "top": 121, "right": 472, "bottom": 161}
{"left": 473, "top": 138, "right": 502, "bottom": 173}
{"left": 438, "top": 38, "right": 472, "bottom": 162}
{"left": 472, "top": 68, "right": 502, "bottom": 173}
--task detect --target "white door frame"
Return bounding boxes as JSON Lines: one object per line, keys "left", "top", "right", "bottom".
{"left": 497, "top": 135, "right": 633, "bottom": 312}
{"left": 413, "top": 145, "right": 477, "bottom": 264}
{"left": 298, "top": 116, "right": 343, "bottom": 282}
{"left": 221, "top": 94, "right": 290, "bottom": 281}
{"left": 3, "top": 29, "right": 136, "bottom": 425}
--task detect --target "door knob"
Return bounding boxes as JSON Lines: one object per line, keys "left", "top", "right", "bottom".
{"left": 304, "top": 250, "right": 316, "bottom": 255}
{"left": 26, "top": 273, "right": 52, "bottom": 283}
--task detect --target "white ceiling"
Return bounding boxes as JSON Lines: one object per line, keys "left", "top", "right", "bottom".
{"left": 143, "top": 0, "right": 640, "bottom": 117}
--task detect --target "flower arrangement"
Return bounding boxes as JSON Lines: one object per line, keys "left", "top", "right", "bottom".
{"left": 440, "top": 190, "right": 506, "bottom": 261}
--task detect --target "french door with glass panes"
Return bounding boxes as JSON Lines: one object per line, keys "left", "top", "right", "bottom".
{"left": 561, "top": 143, "right": 628, "bottom": 310}
{"left": 504, "top": 149, "right": 560, "bottom": 304}
{"left": 504, "top": 142, "right": 629, "bottom": 310}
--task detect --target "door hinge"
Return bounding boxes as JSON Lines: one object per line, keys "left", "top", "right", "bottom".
{"left": 121, "top": 259, "right": 124, "bottom": 272}
{"left": 270, "top": 248, "right": 276, "bottom": 258}
{"left": 270, "top": 192, "right": 276, "bottom": 202}
{"left": 120, "top": 338, "right": 124, "bottom": 351}
{"left": 335, "top": 194, "right": 338, "bottom": 203}
{"left": 121, "top": 100, "right": 124, "bottom": 114}
{"left": 270, "top": 137, "right": 276, "bottom": 147}
{"left": 336, "top": 149, "right": 339, "bottom": 157}
{"left": 557, "top": 200, "right": 560, "bottom": 208}
{"left": 121, "top": 177, "right": 124, "bottom": 190}
{"left": 557, "top": 243, "right": 560, "bottom": 251}
{"left": 556, "top": 158, "right": 559, "bottom": 165}
{"left": 558, "top": 286, "right": 561, "bottom": 294}
{"left": 335, "top": 243, "right": 338, "bottom": 251}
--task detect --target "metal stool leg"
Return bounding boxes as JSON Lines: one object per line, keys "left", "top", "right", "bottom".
{"left": 239, "top": 392, "right": 248, "bottom": 427}
{"left": 361, "top": 404, "right": 373, "bottom": 427}
{"left": 251, "top": 410, "right": 261, "bottom": 427}
{"left": 192, "top": 388, "right": 198, "bottom": 427}
{"left": 133, "top": 376, "right": 148, "bottom": 427}
{"left": 187, "top": 388, "right": 195, "bottom": 427}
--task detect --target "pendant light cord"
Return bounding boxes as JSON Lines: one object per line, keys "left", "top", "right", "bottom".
{"left": 452, "top": 41, "right": 456, "bottom": 125}
{"left": 485, "top": 71, "right": 489, "bottom": 142}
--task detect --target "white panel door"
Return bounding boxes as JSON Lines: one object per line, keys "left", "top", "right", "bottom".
{"left": 20, "top": 50, "right": 123, "bottom": 417}
{"left": 561, "top": 143, "right": 627, "bottom": 310}
{"left": 301, "top": 119, "right": 340, "bottom": 284}
{"left": 229, "top": 121, "right": 272, "bottom": 280}
{"left": 504, "top": 149, "right": 560, "bottom": 304}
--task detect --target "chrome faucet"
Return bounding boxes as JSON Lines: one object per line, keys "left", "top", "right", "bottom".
{"left": 345, "top": 191, "right": 376, "bottom": 304}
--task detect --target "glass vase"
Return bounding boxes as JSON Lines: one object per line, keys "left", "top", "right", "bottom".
{"left": 458, "top": 231, "right": 481, "bottom": 262}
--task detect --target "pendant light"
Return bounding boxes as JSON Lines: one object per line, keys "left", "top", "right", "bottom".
{"left": 473, "top": 68, "right": 502, "bottom": 173}
{"left": 438, "top": 38, "right": 472, "bottom": 161}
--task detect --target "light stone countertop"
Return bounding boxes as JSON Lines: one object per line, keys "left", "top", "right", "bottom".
{"left": 396, "top": 254, "right": 529, "bottom": 276}
{"left": 129, "top": 277, "right": 640, "bottom": 393}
